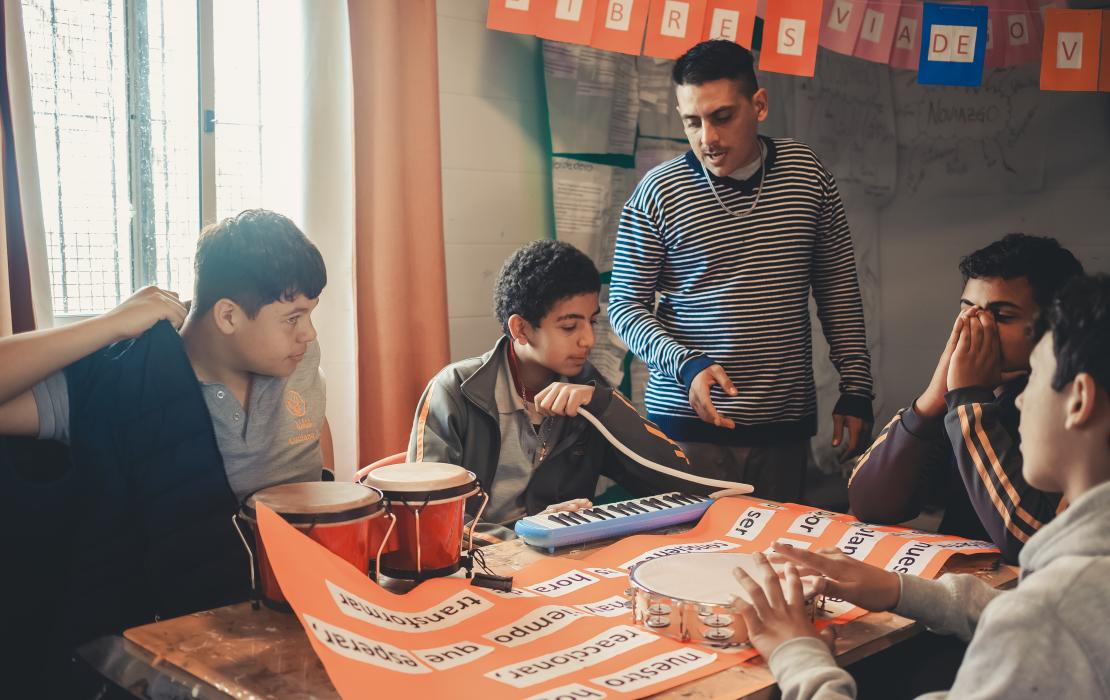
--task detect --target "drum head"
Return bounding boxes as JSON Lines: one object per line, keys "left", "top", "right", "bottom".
{"left": 629, "top": 552, "right": 816, "bottom": 606}
{"left": 242, "top": 481, "right": 385, "bottom": 524}
{"left": 363, "top": 462, "right": 478, "bottom": 501}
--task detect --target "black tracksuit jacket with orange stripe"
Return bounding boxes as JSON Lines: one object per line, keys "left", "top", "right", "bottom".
{"left": 847, "top": 378, "right": 1062, "bottom": 564}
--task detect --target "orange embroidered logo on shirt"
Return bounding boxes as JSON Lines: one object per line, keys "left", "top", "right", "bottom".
{"left": 285, "top": 390, "right": 307, "bottom": 418}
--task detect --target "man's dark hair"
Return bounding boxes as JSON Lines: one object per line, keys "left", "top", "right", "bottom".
{"left": 193, "top": 209, "right": 327, "bottom": 318}
{"left": 959, "top": 233, "right": 1083, "bottom": 310}
{"left": 494, "top": 240, "right": 600, "bottom": 333}
{"left": 1033, "top": 274, "right": 1110, "bottom": 393}
{"left": 672, "top": 39, "right": 759, "bottom": 97}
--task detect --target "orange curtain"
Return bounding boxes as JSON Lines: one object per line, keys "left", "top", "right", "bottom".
{"left": 348, "top": 0, "right": 450, "bottom": 465}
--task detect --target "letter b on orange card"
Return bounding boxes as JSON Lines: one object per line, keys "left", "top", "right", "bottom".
{"left": 1040, "top": 8, "right": 1102, "bottom": 91}
{"left": 591, "top": 0, "right": 651, "bottom": 54}
{"left": 759, "top": 0, "right": 822, "bottom": 77}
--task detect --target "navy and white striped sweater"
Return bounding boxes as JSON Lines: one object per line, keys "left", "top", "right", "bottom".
{"left": 609, "top": 136, "right": 873, "bottom": 446}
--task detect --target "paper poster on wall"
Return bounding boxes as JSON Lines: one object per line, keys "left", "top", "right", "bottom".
{"left": 759, "top": 0, "right": 823, "bottom": 77}
{"left": 634, "top": 136, "right": 690, "bottom": 180}
{"left": 917, "top": 3, "right": 988, "bottom": 87}
{"left": 793, "top": 51, "right": 897, "bottom": 202}
{"left": 552, "top": 157, "right": 638, "bottom": 271}
{"left": 590, "top": 0, "right": 652, "bottom": 54}
{"left": 893, "top": 64, "right": 1046, "bottom": 197}
{"left": 643, "top": 0, "right": 709, "bottom": 59}
{"left": 702, "top": 0, "right": 758, "bottom": 47}
{"left": 637, "top": 56, "right": 687, "bottom": 138}
{"left": 1039, "top": 8, "right": 1102, "bottom": 92}
{"left": 544, "top": 41, "right": 640, "bottom": 154}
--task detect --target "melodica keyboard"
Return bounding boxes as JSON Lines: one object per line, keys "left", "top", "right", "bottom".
{"left": 514, "top": 492, "right": 712, "bottom": 552}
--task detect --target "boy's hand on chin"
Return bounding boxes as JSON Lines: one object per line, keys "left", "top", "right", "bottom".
{"left": 534, "top": 382, "right": 595, "bottom": 417}
{"left": 103, "top": 285, "right": 188, "bottom": 340}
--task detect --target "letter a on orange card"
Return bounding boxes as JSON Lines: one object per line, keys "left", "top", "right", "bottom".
{"left": 536, "top": 0, "right": 600, "bottom": 45}
{"left": 644, "top": 0, "right": 709, "bottom": 58}
{"left": 591, "top": 0, "right": 651, "bottom": 54}
{"left": 487, "top": 0, "right": 540, "bottom": 34}
{"left": 1040, "top": 8, "right": 1101, "bottom": 91}
{"left": 702, "top": 0, "right": 758, "bottom": 48}
{"left": 759, "top": 0, "right": 823, "bottom": 76}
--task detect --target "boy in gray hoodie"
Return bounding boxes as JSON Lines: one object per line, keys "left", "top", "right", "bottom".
{"left": 729, "top": 273, "right": 1110, "bottom": 699}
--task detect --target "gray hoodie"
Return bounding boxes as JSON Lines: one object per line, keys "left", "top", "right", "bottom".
{"left": 768, "top": 479, "right": 1110, "bottom": 699}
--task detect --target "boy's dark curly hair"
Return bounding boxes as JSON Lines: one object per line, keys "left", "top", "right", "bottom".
{"left": 494, "top": 240, "right": 600, "bottom": 333}
{"left": 1033, "top": 274, "right": 1110, "bottom": 394}
{"left": 959, "top": 233, "right": 1083, "bottom": 310}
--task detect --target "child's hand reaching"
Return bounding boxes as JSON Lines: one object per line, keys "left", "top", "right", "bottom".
{"left": 534, "top": 382, "right": 595, "bottom": 417}
{"left": 102, "top": 285, "right": 188, "bottom": 340}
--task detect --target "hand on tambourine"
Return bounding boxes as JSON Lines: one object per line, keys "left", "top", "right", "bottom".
{"left": 730, "top": 552, "right": 822, "bottom": 660}
{"left": 534, "top": 382, "right": 595, "bottom": 417}
{"left": 768, "top": 541, "right": 900, "bottom": 613}
{"left": 541, "top": 498, "right": 593, "bottom": 514}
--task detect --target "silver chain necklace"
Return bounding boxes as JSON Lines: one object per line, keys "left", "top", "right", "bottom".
{"left": 699, "top": 141, "right": 765, "bottom": 219}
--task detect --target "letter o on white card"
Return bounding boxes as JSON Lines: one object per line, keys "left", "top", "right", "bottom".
{"left": 860, "top": 8, "right": 884, "bottom": 43}
{"left": 605, "top": 0, "right": 632, "bottom": 31}
{"left": 555, "top": 0, "right": 585, "bottom": 21}
{"left": 661, "top": 0, "right": 690, "bottom": 37}
{"left": 1007, "top": 15, "right": 1028, "bottom": 45}
{"left": 710, "top": 8, "right": 740, "bottom": 40}
{"left": 778, "top": 17, "right": 806, "bottom": 55}
{"left": 504, "top": 0, "right": 530, "bottom": 10}
{"left": 1057, "top": 31, "right": 1083, "bottom": 69}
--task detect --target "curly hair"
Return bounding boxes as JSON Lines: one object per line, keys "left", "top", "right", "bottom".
{"left": 959, "top": 233, "right": 1083, "bottom": 310}
{"left": 1033, "top": 274, "right": 1110, "bottom": 393}
{"left": 672, "top": 39, "right": 758, "bottom": 97}
{"left": 193, "top": 209, "right": 326, "bottom": 318}
{"left": 494, "top": 240, "right": 600, "bottom": 333}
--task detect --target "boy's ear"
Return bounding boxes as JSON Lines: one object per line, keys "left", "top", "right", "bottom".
{"left": 211, "top": 298, "right": 242, "bottom": 335}
{"left": 1064, "top": 373, "right": 1098, "bottom": 431}
{"left": 507, "top": 314, "right": 532, "bottom": 345}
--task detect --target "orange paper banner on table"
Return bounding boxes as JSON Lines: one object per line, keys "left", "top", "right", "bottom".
{"left": 1040, "top": 8, "right": 1102, "bottom": 91}
{"left": 643, "top": 0, "right": 709, "bottom": 58}
{"left": 590, "top": 0, "right": 651, "bottom": 54}
{"left": 1101, "top": 10, "right": 1110, "bottom": 92}
{"left": 702, "top": 0, "right": 758, "bottom": 48}
{"left": 487, "top": 0, "right": 540, "bottom": 34}
{"left": 536, "top": 0, "right": 600, "bottom": 44}
{"left": 759, "top": 0, "right": 822, "bottom": 76}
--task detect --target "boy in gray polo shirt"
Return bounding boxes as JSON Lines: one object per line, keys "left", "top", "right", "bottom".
{"left": 0, "top": 209, "right": 331, "bottom": 496}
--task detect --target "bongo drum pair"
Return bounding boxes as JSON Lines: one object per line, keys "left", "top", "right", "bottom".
{"left": 235, "top": 463, "right": 487, "bottom": 610}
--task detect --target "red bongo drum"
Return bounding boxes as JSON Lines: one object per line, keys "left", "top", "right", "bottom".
{"left": 234, "top": 482, "right": 395, "bottom": 610}
{"left": 361, "top": 462, "right": 488, "bottom": 580}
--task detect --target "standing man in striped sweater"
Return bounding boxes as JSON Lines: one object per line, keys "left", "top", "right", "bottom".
{"left": 609, "top": 40, "right": 873, "bottom": 503}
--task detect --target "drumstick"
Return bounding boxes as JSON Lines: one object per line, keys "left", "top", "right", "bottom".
{"left": 577, "top": 407, "right": 754, "bottom": 499}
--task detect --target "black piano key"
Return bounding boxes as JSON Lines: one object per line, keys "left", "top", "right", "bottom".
{"left": 627, "top": 502, "right": 650, "bottom": 514}
{"left": 662, "top": 494, "right": 684, "bottom": 505}
{"left": 673, "top": 494, "right": 697, "bottom": 504}
{"left": 590, "top": 508, "right": 614, "bottom": 519}
{"left": 645, "top": 498, "right": 670, "bottom": 509}
{"left": 608, "top": 504, "right": 631, "bottom": 516}
{"left": 637, "top": 499, "right": 662, "bottom": 510}
{"left": 548, "top": 514, "right": 572, "bottom": 526}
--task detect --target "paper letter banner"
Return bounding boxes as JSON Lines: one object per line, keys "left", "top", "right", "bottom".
{"left": 590, "top": 0, "right": 651, "bottom": 54}
{"left": 537, "top": 0, "right": 600, "bottom": 45}
{"left": 918, "top": 2, "right": 988, "bottom": 86}
{"left": 1040, "top": 8, "right": 1102, "bottom": 92}
{"left": 487, "top": 0, "right": 540, "bottom": 34}
{"left": 852, "top": 0, "right": 899, "bottom": 64}
{"left": 643, "top": 0, "right": 708, "bottom": 58}
{"left": 1101, "top": 10, "right": 1110, "bottom": 92}
{"left": 759, "top": 0, "right": 823, "bottom": 76}
{"left": 820, "top": 0, "right": 867, "bottom": 55}
{"left": 703, "top": 0, "right": 758, "bottom": 48}
{"left": 257, "top": 497, "right": 999, "bottom": 699}
{"left": 889, "top": 0, "right": 923, "bottom": 70}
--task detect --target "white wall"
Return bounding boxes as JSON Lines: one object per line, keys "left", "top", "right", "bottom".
{"left": 436, "top": 0, "right": 552, "bottom": 361}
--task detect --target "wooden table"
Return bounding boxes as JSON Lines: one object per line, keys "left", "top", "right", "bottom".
{"left": 94, "top": 535, "right": 1016, "bottom": 700}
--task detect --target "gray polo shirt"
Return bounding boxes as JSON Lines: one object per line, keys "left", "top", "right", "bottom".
{"left": 33, "top": 340, "right": 326, "bottom": 502}
{"left": 483, "top": 347, "right": 565, "bottom": 525}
